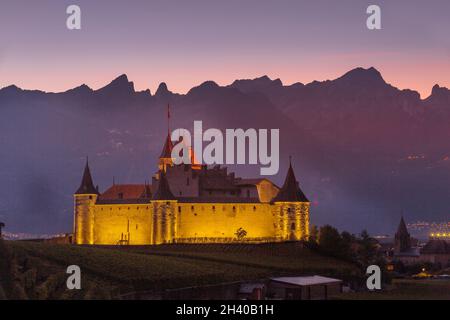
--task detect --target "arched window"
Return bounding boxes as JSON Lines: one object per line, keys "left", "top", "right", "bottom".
{"left": 291, "top": 223, "right": 296, "bottom": 230}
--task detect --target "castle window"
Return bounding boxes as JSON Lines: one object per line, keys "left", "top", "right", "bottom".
{"left": 212, "top": 206, "right": 215, "bottom": 211}
{"left": 118, "top": 192, "right": 124, "bottom": 199}
{"left": 291, "top": 223, "right": 296, "bottom": 230}
{"left": 89, "top": 196, "right": 93, "bottom": 200}
{"left": 191, "top": 206, "right": 194, "bottom": 211}
{"left": 136, "top": 225, "right": 138, "bottom": 230}
{"left": 287, "top": 208, "right": 291, "bottom": 213}
{"left": 253, "top": 206, "right": 256, "bottom": 211}
{"left": 232, "top": 206, "right": 236, "bottom": 213}
{"left": 178, "top": 206, "right": 181, "bottom": 213}
{"left": 187, "top": 178, "right": 190, "bottom": 186}
{"left": 179, "top": 191, "right": 182, "bottom": 196}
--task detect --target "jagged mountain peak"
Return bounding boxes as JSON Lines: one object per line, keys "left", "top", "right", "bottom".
{"left": 155, "top": 82, "right": 171, "bottom": 97}
{"left": 64, "top": 84, "right": 93, "bottom": 95}
{"left": 187, "top": 81, "right": 220, "bottom": 95}
{"left": 425, "top": 84, "right": 450, "bottom": 106}
{"left": 95, "top": 74, "right": 135, "bottom": 96}
{"left": 0, "top": 84, "right": 22, "bottom": 92}
{"left": 337, "top": 67, "right": 385, "bottom": 84}
{"left": 431, "top": 84, "right": 449, "bottom": 95}
{"left": 231, "top": 75, "right": 283, "bottom": 87}
{"left": 230, "top": 75, "right": 283, "bottom": 95}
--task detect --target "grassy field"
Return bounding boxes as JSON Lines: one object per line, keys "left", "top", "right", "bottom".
{"left": 2, "top": 241, "right": 450, "bottom": 299}
{"left": 2, "top": 241, "right": 360, "bottom": 299}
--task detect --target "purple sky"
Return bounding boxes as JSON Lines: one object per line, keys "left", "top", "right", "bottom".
{"left": 0, "top": 0, "right": 449, "bottom": 97}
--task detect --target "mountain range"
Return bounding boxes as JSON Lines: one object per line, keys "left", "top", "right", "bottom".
{"left": 1, "top": 67, "right": 449, "bottom": 235}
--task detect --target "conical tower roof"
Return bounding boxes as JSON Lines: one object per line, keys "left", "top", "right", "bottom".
{"left": 160, "top": 133, "right": 174, "bottom": 158}
{"left": 396, "top": 216, "right": 409, "bottom": 237}
{"left": 75, "top": 159, "right": 99, "bottom": 195}
{"left": 152, "top": 171, "right": 176, "bottom": 200}
{"left": 272, "top": 161, "right": 309, "bottom": 202}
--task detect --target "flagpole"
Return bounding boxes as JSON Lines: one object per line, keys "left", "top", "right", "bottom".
{"left": 167, "top": 103, "right": 170, "bottom": 136}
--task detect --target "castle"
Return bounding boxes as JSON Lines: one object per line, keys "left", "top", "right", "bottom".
{"left": 74, "top": 134, "right": 310, "bottom": 245}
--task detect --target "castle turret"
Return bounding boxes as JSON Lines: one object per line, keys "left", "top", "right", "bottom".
{"left": 158, "top": 104, "right": 174, "bottom": 173}
{"left": 159, "top": 133, "right": 174, "bottom": 172}
{"left": 151, "top": 171, "right": 177, "bottom": 244}
{"left": 74, "top": 159, "right": 99, "bottom": 244}
{"left": 273, "top": 160, "right": 310, "bottom": 241}
{"left": 394, "top": 216, "right": 411, "bottom": 254}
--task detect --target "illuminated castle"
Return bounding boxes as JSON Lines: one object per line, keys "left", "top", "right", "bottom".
{"left": 74, "top": 135, "right": 310, "bottom": 245}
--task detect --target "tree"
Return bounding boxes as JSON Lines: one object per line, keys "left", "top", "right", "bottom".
{"left": 357, "top": 229, "right": 379, "bottom": 266}
{"left": 318, "top": 225, "right": 343, "bottom": 257}
{"left": 340, "top": 231, "right": 356, "bottom": 260}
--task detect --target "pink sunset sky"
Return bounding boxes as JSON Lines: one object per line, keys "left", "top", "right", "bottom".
{"left": 0, "top": 0, "right": 449, "bottom": 98}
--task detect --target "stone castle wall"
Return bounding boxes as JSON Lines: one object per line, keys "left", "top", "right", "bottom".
{"left": 74, "top": 199, "right": 310, "bottom": 245}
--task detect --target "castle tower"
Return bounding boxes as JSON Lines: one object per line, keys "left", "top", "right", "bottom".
{"left": 158, "top": 104, "right": 174, "bottom": 173}
{"left": 159, "top": 133, "right": 174, "bottom": 173}
{"left": 74, "top": 159, "right": 99, "bottom": 244}
{"left": 151, "top": 170, "right": 177, "bottom": 244}
{"left": 272, "top": 160, "right": 310, "bottom": 241}
{"left": 394, "top": 216, "right": 411, "bottom": 254}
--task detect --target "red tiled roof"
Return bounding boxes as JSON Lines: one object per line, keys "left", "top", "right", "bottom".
{"left": 100, "top": 184, "right": 149, "bottom": 200}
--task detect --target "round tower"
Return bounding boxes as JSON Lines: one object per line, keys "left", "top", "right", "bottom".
{"left": 272, "top": 160, "right": 310, "bottom": 241}
{"left": 151, "top": 170, "right": 177, "bottom": 244}
{"left": 74, "top": 159, "right": 99, "bottom": 245}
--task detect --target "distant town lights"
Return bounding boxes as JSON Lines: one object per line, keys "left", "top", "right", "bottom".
{"left": 430, "top": 232, "right": 450, "bottom": 238}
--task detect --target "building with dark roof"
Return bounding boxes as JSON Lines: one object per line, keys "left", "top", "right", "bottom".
{"left": 73, "top": 130, "right": 310, "bottom": 245}
{"left": 392, "top": 216, "right": 420, "bottom": 265}
{"left": 420, "top": 240, "right": 450, "bottom": 267}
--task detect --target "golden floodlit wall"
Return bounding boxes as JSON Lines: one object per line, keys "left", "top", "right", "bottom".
{"left": 175, "top": 203, "right": 276, "bottom": 241}
{"left": 74, "top": 200, "right": 310, "bottom": 245}
{"left": 93, "top": 204, "right": 153, "bottom": 245}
